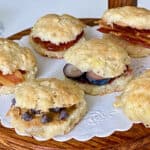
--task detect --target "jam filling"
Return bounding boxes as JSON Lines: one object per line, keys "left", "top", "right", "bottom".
{"left": 0, "top": 70, "right": 26, "bottom": 86}
{"left": 98, "top": 22, "right": 150, "bottom": 48}
{"left": 32, "top": 31, "right": 84, "bottom": 51}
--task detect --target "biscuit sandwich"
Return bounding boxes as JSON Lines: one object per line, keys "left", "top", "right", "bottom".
{"left": 0, "top": 38, "right": 37, "bottom": 94}
{"left": 63, "top": 38, "right": 133, "bottom": 95}
{"left": 30, "top": 14, "right": 85, "bottom": 58}
{"left": 98, "top": 6, "right": 150, "bottom": 58}
{"left": 7, "top": 78, "right": 87, "bottom": 140}
{"left": 114, "top": 70, "right": 150, "bottom": 127}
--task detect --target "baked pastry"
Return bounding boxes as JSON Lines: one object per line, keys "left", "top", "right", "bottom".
{"left": 114, "top": 70, "right": 150, "bottom": 127}
{"left": 0, "top": 38, "right": 37, "bottom": 94}
{"left": 7, "top": 78, "right": 87, "bottom": 140}
{"left": 102, "top": 34, "right": 150, "bottom": 58}
{"left": 63, "top": 38, "right": 133, "bottom": 95}
{"left": 30, "top": 14, "right": 85, "bottom": 58}
{"left": 98, "top": 6, "right": 150, "bottom": 57}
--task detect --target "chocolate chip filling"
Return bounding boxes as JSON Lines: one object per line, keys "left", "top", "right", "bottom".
{"left": 59, "top": 109, "right": 69, "bottom": 120}
{"left": 29, "top": 109, "right": 41, "bottom": 115}
{"left": 49, "top": 107, "right": 62, "bottom": 113}
{"left": 41, "top": 114, "right": 52, "bottom": 124}
{"left": 19, "top": 105, "right": 77, "bottom": 123}
{"left": 21, "top": 111, "right": 33, "bottom": 121}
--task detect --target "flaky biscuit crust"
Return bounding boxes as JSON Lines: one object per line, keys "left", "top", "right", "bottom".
{"left": 0, "top": 38, "right": 37, "bottom": 94}
{"left": 114, "top": 70, "right": 150, "bottom": 127}
{"left": 101, "top": 6, "right": 150, "bottom": 29}
{"left": 64, "top": 38, "right": 130, "bottom": 78}
{"left": 30, "top": 14, "right": 85, "bottom": 45}
{"left": 7, "top": 100, "right": 87, "bottom": 140}
{"left": 15, "top": 78, "right": 84, "bottom": 111}
{"left": 103, "top": 34, "right": 150, "bottom": 58}
{"left": 0, "top": 38, "right": 37, "bottom": 75}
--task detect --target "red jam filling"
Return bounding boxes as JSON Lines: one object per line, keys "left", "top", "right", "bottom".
{"left": 32, "top": 31, "right": 84, "bottom": 51}
{"left": 98, "top": 23, "right": 150, "bottom": 48}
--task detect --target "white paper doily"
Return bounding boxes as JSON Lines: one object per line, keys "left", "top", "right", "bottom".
{"left": 0, "top": 26, "right": 150, "bottom": 141}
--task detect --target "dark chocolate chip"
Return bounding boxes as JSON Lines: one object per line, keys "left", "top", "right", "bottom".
{"left": 11, "top": 98, "right": 16, "bottom": 105}
{"left": 41, "top": 114, "right": 51, "bottom": 124}
{"left": 21, "top": 111, "right": 33, "bottom": 121}
{"left": 30, "top": 109, "right": 41, "bottom": 115}
{"left": 35, "top": 110, "right": 41, "bottom": 114}
{"left": 59, "top": 109, "right": 68, "bottom": 120}
{"left": 49, "top": 107, "right": 61, "bottom": 113}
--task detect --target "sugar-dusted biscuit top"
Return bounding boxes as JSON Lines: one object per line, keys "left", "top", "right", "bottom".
{"left": 101, "top": 6, "right": 150, "bottom": 29}
{"left": 64, "top": 38, "right": 130, "bottom": 78}
{"left": 114, "top": 70, "right": 150, "bottom": 127}
{"left": 30, "top": 14, "right": 85, "bottom": 45}
{"left": 15, "top": 78, "right": 84, "bottom": 111}
{"left": 0, "top": 38, "right": 37, "bottom": 75}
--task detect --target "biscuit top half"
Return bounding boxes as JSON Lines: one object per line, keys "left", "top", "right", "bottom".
{"left": 14, "top": 78, "right": 84, "bottom": 111}
{"left": 101, "top": 6, "right": 150, "bottom": 30}
{"left": 30, "top": 14, "right": 85, "bottom": 45}
{"left": 64, "top": 38, "right": 130, "bottom": 78}
{"left": 0, "top": 38, "right": 37, "bottom": 75}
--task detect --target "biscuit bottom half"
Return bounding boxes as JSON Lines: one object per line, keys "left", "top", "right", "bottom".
{"left": 7, "top": 100, "right": 87, "bottom": 140}
{"left": 65, "top": 73, "right": 133, "bottom": 95}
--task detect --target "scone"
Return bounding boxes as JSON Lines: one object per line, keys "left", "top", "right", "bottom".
{"left": 102, "top": 34, "right": 150, "bottom": 58}
{"left": 30, "top": 14, "right": 85, "bottom": 58}
{"left": 0, "top": 38, "right": 37, "bottom": 94}
{"left": 63, "top": 38, "right": 133, "bottom": 95}
{"left": 7, "top": 78, "right": 87, "bottom": 140}
{"left": 114, "top": 70, "right": 150, "bottom": 127}
{"left": 98, "top": 6, "right": 150, "bottom": 57}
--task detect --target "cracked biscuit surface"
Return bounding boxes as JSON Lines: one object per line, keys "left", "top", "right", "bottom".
{"left": 30, "top": 14, "right": 85, "bottom": 44}
{"left": 101, "top": 6, "right": 150, "bottom": 30}
{"left": 114, "top": 70, "right": 150, "bottom": 127}
{"left": 15, "top": 78, "right": 85, "bottom": 111}
{"left": 64, "top": 38, "right": 130, "bottom": 78}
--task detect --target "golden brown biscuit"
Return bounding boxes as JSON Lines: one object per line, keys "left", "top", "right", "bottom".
{"left": 8, "top": 100, "right": 87, "bottom": 140}
{"left": 7, "top": 78, "right": 87, "bottom": 140}
{"left": 63, "top": 38, "right": 133, "bottom": 95}
{"left": 101, "top": 6, "right": 150, "bottom": 30}
{"left": 114, "top": 70, "right": 150, "bottom": 127}
{"left": 0, "top": 38, "right": 37, "bottom": 94}
{"left": 103, "top": 34, "right": 150, "bottom": 58}
{"left": 15, "top": 78, "right": 84, "bottom": 111}
{"left": 98, "top": 6, "right": 150, "bottom": 57}
{"left": 30, "top": 14, "right": 85, "bottom": 58}
{"left": 64, "top": 38, "right": 130, "bottom": 78}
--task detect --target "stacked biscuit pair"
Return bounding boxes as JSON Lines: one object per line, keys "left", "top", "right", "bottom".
{"left": 2, "top": 6, "right": 150, "bottom": 140}
{"left": 0, "top": 14, "right": 87, "bottom": 140}
{"left": 98, "top": 6, "right": 150, "bottom": 127}
{"left": 0, "top": 38, "right": 87, "bottom": 139}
